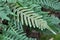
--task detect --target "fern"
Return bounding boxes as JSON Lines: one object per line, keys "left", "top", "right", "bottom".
{"left": 2, "top": 21, "right": 37, "bottom": 40}
{"left": 17, "top": 0, "right": 60, "bottom": 33}
{"left": 0, "top": 0, "right": 17, "bottom": 3}
{"left": 0, "top": 0, "right": 60, "bottom": 40}
{"left": 0, "top": 2, "right": 16, "bottom": 20}
{"left": 39, "top": 0, "right": 60, "bottom": 11}
{"left": 9, "top": 3, "right": 57, "bottom": 35}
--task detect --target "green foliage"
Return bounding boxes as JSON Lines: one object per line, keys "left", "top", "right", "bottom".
{"left": 0, "top": 0, "right": 17, "bottom": 3}
{"left": 39, "top": 0, "right": 60, "bottom": 11}
{"left": 0, "top": 3, "right": 10, "bottom": 20}
{"left": 17, "top": 0, "right": 60, "bottom": 34}
{"left": 10, "top": 3, "right": 58, "bottom": 35}
{"left": 0, "top": 34, "right": 3, "bottom": 40}
{"left": 1, "top": 21, "right": 37, "bottom": 40}
{"left": 0, "top": 2, "right": 16, "bottom": 20}
{"left": 0, "top": 0, "right": 60, "bottom": 40}
{"left": 54, "top": 34, "right": 60, "bottom": 40}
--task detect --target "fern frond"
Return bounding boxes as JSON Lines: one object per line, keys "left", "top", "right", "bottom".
{"left": 3, "top": 22, "right": 37, "bottom": 40}
{"left": 18, "top": 0, "right": 60, "bottom": 11}
{"left": 40, "top": 0, "right": 60, "bottom": 11}
{"left": 0, "top": 0, "right": 60, "bottom": 40}
{"left": 9, "top": 4, "right": 56, "bottom": 35}
{"left": 0, "top": 0, "right": 17, "bottom": 3}
{"left": 0, "top": 3, "right": 16, "bottom": 20}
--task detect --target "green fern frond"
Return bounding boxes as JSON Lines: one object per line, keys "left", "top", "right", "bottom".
{"left": 0, "top": 0, "right": 60, "bottom": 40}
{"left": 0, "top": 0, "right": 17, "bottom": 3}
{"left": 40, "top": 0, "right": 60, "bottom": 11}
{"left": 2, "top": 21, "right": 37, "bottom": 40}
{"left": 0, "top": 3, "right": 16, "bottom": 20}
{"left": 9, "top": 4, "right": 56, "bottom": 35}
{"left": 18, "top": 0, "right": 60, "bottom": 11}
